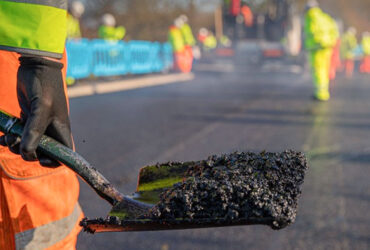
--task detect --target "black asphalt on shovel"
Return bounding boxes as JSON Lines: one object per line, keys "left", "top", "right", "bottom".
{"left": 0, "top": 110, "right": 308, "bottom": 233}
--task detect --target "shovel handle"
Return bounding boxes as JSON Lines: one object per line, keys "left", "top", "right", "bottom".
{"left": 0, "top": 110, "right": 123, "bottom": 206}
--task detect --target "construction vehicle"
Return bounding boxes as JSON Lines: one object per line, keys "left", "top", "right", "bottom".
{"left": 223, "top": 0, "right": 292, "bottom": 40}
{"left": 222, "top": 0, "right": 301, "bottom": 60}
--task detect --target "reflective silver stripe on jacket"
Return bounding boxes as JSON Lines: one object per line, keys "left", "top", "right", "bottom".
{"left": 0, "top": 45, "right": 63, "bottom": 59}
{"left": 15, "top": 204, "right": 82, "bottom": 250}
{"left": 1, "top": 0, "right": 67, "bottom": 9}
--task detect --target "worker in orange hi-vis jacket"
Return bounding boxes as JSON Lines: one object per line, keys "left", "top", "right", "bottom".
{"left": 0, "top": 0, "right": 83, "bottom": 249}
{"left": 241, "top": 5, "right": 254, "bottom": 28}
{"left": 329, "top": 21, "right": 341, "bottom": 81}
{"left": 359, "top": 32, "right": 370, "bottom": 73}
{"left": 340, "top": 27, "right": 358, "bottom": 78}
{"left": 168, "top": 18, "right": 193, "bottom": 73}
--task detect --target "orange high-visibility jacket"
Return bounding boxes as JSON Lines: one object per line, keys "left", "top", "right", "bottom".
{"left": 241, "top": 5, "right": 253, "bottom": 27}
{"left": 1, "top": 0, "right": 82, "bottom": 248}
{"left": 0, "top": 50, "right": 83, "bottom": 250}
{"left": 0, "top": 49, "right": 82, "bottom": 250}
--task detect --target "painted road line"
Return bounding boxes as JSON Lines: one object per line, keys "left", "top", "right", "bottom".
{"left": 67, "top": 73, "right": 195, "bottom": 98}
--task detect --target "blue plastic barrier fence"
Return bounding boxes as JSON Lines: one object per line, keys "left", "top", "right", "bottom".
{"left": 151, "top": 42, "right": 164, "bottom": 73}
{"left": 128, "top": 41, "right": 155, "bottom": 74}
{"left": 66, "top": 39, "right": 174, "bottom": 79}
{"left": 66, "top": 39, "right": 91, "bottom": 79}
{"left": 91, "top": 40, "right": 129, "bottom": 77}
{"left": 162, "top": 43, "right": 174, "bottom": 71}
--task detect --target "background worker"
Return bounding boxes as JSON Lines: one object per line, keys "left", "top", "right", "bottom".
{"left": 168, "top": 18, "right": 192, "bottom": 73}
{"left": 67, "top": 1, "right": 85, "bottom": 39}
{"left": 198, "top": 28, "right": 218, "bottom": 51}
{"left": 98, "top": 13, "right": 126, "bottom": 41}
{"left": 220, "top": 35, "right": 232, "bottom": 48}
{"left": 240, "top": 3, "right": 254, "bottom": 39}
{"left": 223, "top": 0, "right": 241, "bottom": 40}
{"left": 359, "top": 32, "right": 370, "bottom": 73}
{"left": 168, "top": 19, "right": 186, "bottom": 54}
{"left": 0, "top": 0, "right": 83, "bottom": 249}
{"left": 241, "top": 4, "right": 254, "bottom": 28}
{"left": 178, "top": 15, "right": 196, "bottom": 47}
{"left": 178, "top": 15, "right": 201, "bottom": 60}
{"left": 66, "top": 1, "right": 85, "bottom": 86}
{"left": 197, "top": 28, "right": 208, "bottom": 45}
{"left": 329, "top": 20, "right": 341, "bottom": 81}
{"left": 340, "top": 27, "right": 358, "bottom": 77}
{"left": 304, "top": 0, "right": 338, "bottom": 101}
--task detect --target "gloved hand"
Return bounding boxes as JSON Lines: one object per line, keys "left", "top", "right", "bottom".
{"left": 0, "top": 56, "right": 73, "bottom": 166}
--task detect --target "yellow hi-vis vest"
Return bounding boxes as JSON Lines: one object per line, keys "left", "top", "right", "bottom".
{"left": 180, "top": 24, "right": 196, "bottom": 46}
{"left": 304, "top": 7, "right": 337, "bottom": 51}
{"left": 0, "top": 0, "right": 67, "bottom": 59}
{"left": 168, "top": 26, "right": 185, "bottom": 52}
{"left": 362, "top": 35, "right": 370, "bottom": 56}
{"left": 67, "top": 13, "right": 82, "bottom": 39}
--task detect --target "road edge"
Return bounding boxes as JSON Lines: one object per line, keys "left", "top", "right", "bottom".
{"left": 67, "top": 73, "right": 195, "bottom": 98}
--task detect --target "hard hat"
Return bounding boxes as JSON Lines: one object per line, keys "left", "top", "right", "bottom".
{"left": 348, "top": 27, "right": 357, "bottom": 35}
{"left": 179, "top": 14, "right": 188, "bottom": 23}
{"left": 70, "top": 1, "right": 84, "bottom": 18}
{"left": 102, "top": 13, "right": 116, "bottom": 27}
{"left": 174, "top": 18, "right": 184, "bottom": 28}
{"left": 305, "top": 0, "right": 319, "bottom": 10}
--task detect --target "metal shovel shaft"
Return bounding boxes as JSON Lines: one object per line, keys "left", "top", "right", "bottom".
{"left": 0, "top": 110, "right": 145, "bottom": 211}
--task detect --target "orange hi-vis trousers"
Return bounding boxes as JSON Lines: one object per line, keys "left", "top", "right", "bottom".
{"left": 360, "top": 56, "right": 370, "bottom": 73}
{"left": 344, "top": 59, "right": 355, "bottom": 77}
{"left": 329, "top": 39, "right": 341, "bottom": 80}
{"left": 0, "top": 50, "right": 83, "bottom": 250}
{"left": 174, "top": 46, "right": 193, "bottom": 73}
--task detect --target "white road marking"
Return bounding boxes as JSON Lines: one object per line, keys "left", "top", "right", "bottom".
{"left": 67, "top": 73, "right": 195, "bottom": 98}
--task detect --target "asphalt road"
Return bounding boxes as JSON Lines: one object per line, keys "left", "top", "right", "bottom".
{"left": 71, "top": 46, "right": 370, "bottom": 250}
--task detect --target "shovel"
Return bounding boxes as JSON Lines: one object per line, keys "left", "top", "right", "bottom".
{"left": 0, "top": 110, "right": 307, "bottom": 233}
{"left": 81, "top": 162, "right": 285, "bottom": 233}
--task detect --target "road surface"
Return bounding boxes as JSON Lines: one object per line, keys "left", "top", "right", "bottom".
{"left": 72, "top": 45, "right": 370, "bottom": 250}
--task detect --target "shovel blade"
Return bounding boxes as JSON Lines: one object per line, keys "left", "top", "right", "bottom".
{"left": 82, "top": 151, "right": 308, "bottom": 233}
{"left": 83, "top": 162, "right": 282, "bottom": 233}
{"left": 81, "top": 217, "right": 275, "bottom": 233}
{"left": 109, "top": 162, "right": 190, "bottom": 218}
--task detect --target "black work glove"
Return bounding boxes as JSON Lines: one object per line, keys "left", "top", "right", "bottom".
{"left": 0, "top": 56, "right": 73, "bottom": 166}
